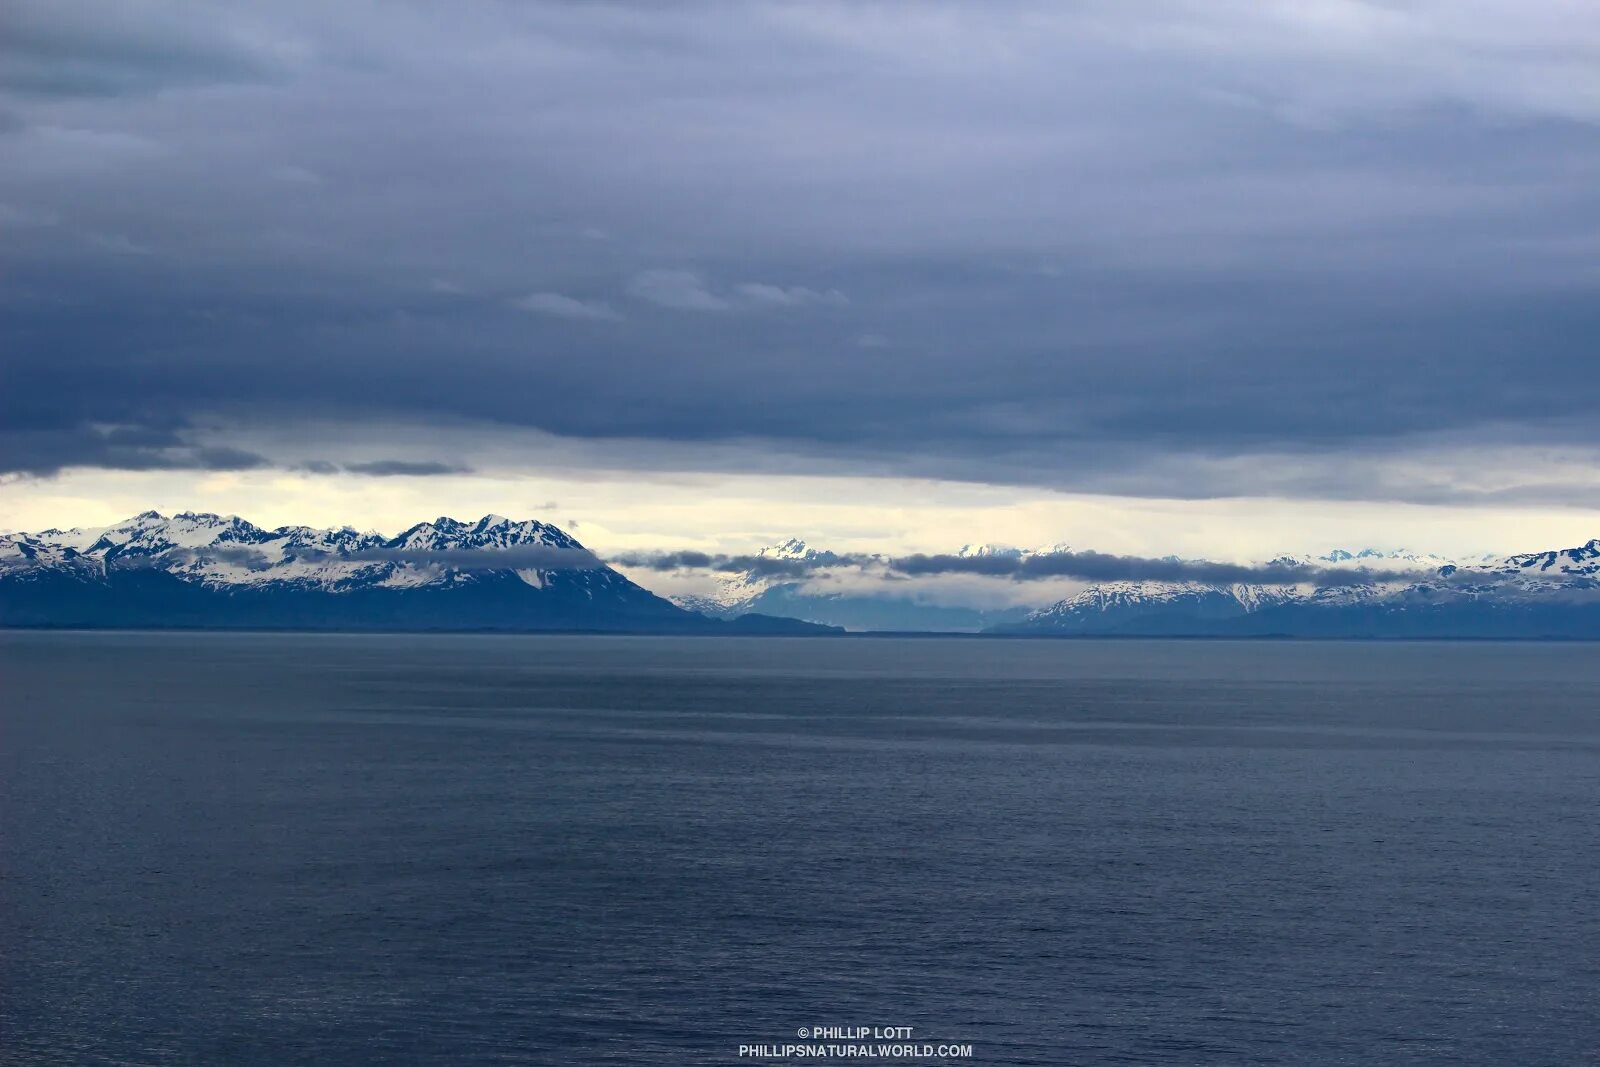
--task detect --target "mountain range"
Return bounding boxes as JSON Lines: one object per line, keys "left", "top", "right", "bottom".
{"left": 0, "top": 512, "right": 837, "bottom": 634}
{"left": 995, "top": 543, "right": 1600, "bottom": 638}
{"left": 675, "top": 538, "right": 1600, "bottom": 638}
{"left": 670, "top": 538, "right": 1036, "bottom": 632}
{"left": 4, "top": 512, "right": 1598, "bottom": 637}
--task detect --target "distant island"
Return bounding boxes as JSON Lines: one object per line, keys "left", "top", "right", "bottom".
{"left": 3, "top": 512, "right": 1598, "bottom": 638}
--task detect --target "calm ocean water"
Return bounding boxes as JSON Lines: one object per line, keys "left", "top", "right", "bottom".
{"left": 2, "top": 632, "right": 1598, "bottom": 1066}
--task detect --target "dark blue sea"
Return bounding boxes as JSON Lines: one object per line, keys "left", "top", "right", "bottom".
{"left": 3, "top": 633, "right": 1598, "bottom": 1065}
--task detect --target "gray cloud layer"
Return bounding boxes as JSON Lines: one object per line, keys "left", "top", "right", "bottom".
{"left": 136, "top": 541, "right": 1408, "bottom": 586}
{"left": 611, "top": 549, "right": 1416, "bottom": 587}
{"left": 3, "top": 2, "right": 1598, "bottom": 500}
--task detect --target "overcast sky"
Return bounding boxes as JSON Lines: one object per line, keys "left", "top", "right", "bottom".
{"left": 3, "top": 1, "right": 1599, "bottom": 558}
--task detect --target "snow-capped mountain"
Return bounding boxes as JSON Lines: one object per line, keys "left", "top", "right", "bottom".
{"left": 671, "top": 537, "right": 838, "bottom": 617}
{"left": 0, "top": 512, "right": 837, "bottom": 634}
{"left": 667, "top": 538, "right": 1043, "bottom": 632}
{"left": 998, "top": 540, "right": 1600, "bottom": 638}
{"left": 1014, "top": 581, "right": 1305, "bottom": 635}
{"left": 1497, "top": 539, "right": 1600, "bottom": 578}
{"left": 663, "top": 537, "right": 1550, "bottom": 635}
{"left": 1316, "top": 547, "right": 1458, "bottom": 569}
{"left": 955, "top": 542, "right": 1029, "bottom": 559}
{"left": 10, "top": 517, "right": 1595, "bottom": 637}
{"left": 4, "top": 512, "right": 592, "bottom": 592}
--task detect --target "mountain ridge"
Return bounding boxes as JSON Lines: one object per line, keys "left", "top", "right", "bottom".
{"left": 664, "top": 536, "right": 1600, "bottom": 637}
{"left": 0, "top": 513, "right": 839, "bottom": 635}
{"left": 7, "top": 515, "right": 1599, "bottom": 637}
{"left": 667, "top": 537, "right": 1033, "bottom": 632}
{"left": 996, "top": 538, "right": 1600, "bottom": 638}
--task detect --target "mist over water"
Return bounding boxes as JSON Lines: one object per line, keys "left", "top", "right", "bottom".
{"left": 3, "top": 633, "right": 1598, "bottom": 1065}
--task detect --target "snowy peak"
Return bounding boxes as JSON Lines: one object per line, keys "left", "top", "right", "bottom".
{"left": 957, "top": 543, "right": 1026, "bottom": 559}
{"left": 761, "top": 538, "right": 821, "bottom": 561}
{"left": 761, "top": 538, "right": 850, "bottom": 568}
{"left": 0, "top": 511, "right": 794, "bottom": 634}
{"left": 85, "top": 511, "right": 270, "bottom": 563}
{"left": 1316, "top": 547, "right": 1455, "bottom": 571}
{"left": 391, "top": 514, "right": 579, "bottom": 552}
{"left": 4, "top": 511, "right": 601, "bottom": 593}
{"left": 0, "top": 534, "right": 99, "bottom": 579}
{"left": 672, "top": 536, "right": 841, "bottom": 613}
{"left": 1500, "top": 538, "right": 1600, "bottom": 576}
{"left": 1008, "top": 534, "right": 1600, "bottom": 635}
{"left": 274, "top": 525, "right": 385, "bottom": 552}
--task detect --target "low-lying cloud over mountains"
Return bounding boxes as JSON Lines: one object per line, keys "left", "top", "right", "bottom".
{"left": 613, "top": 548, "right": 1420, "bottom": 588}
{"left": 6, "top": 512, "right": 1596, "bottom": 637}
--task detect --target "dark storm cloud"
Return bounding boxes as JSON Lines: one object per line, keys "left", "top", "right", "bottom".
{"left": 343, "top": 460, "right": 472, "bottom": 477}
{"left": 129, "top": 540, "right": 1419, "bottom": 584}
{"left": 0, "top": 0, "right": 290, "bottom": 97}
{"left": 290, "top": 459, "right": 472, "bottom": 477}
{"left": 611, "top": 551, "right": 831, "bottom": 580}
{"left": 882, "top": 552, "right": 1415, "bottom": 588}
{"left": 0, "top": 421, "right": 271, "bottom": 477}
{"left": 124, "top": 544, "right": 278, "bottom": 571}
{"left": 3, "top": 1, "right": 1599, "bottom": 499}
